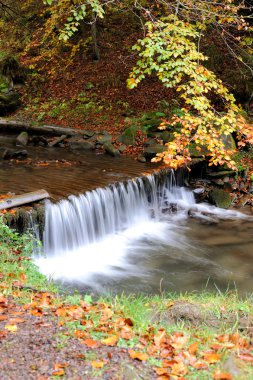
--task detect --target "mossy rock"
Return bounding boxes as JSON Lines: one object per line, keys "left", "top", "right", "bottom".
{"left": 209, "top": 189, "right": 231, "bottom": 209}
{"left": 189, "top": 143, "right": 209, "bottom": 158}
{"left": 118, "top": 126, "right": 138, "bottom": 145}
{"left": 0, "top": 91, "right": 21, "bottom": 115}
{"left": 144, "top": 144, "right": 165, "bottom": 160}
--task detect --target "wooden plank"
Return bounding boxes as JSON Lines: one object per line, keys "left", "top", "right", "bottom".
{"left": 0, "top": 190, "right": 50, "bottom": 210}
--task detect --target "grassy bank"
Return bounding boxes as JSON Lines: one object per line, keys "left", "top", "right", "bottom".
{"left": 0, "top": 220, "right": 253, "bottom": 379}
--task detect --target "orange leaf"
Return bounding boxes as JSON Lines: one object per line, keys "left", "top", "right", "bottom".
{"left": 213, "top": 370, "right": 232, "bottom": 379}
{"left": 153, "top": 367, "right": 168, "bottom": 375}
{"left": 91, "top": 361, "right": 104, "bottom": 369}
{"left": 188, "top": 342, "right": 198, "bottom": 355}
{"left": 154, "top": 330, "right": 166, "bottom": 348}
{"left": 101, "top": 335, "right": 118, "bottom": 346}
{"left": 128, "top": 349, "right": 149, "bottom": 361}
{"left": 52, "top": 369, "right": 65, "bottom": 376}
{"left": 203, "top": 352, "right": 221, "bottom": 364}
{"left": 171, "top": 362, "right": 188, "bottom": 376}
{"left": 82, "top": 338, "right": 99, "bottom": 348}
{"left": 238, "top": 353, "right": 253, "bottom": 363}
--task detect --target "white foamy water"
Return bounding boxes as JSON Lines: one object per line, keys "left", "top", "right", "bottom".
{"left": 34, "top": 172, "right": 252, "bottom": 291}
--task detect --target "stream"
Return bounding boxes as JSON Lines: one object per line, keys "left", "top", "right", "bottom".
{"left": 1, "top": 134, "right": 253, "bottom": 295}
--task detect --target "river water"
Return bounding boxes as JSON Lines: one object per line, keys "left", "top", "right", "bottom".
{"left": 1, "top": 134, "right": 252, "bottom": 294}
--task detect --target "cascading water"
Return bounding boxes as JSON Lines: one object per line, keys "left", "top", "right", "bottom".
{"left": 34, "top": 171, "right": 252, "bottom": 293}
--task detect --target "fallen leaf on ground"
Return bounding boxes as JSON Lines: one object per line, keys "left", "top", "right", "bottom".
{"left": 203, "top": 352, "right": 221, "bottom": 364}
{"left": 128, "top": 349, "right": 149, "bottom": 361}
{"left": 91, "top": 361, "right": 104, "bottom": 369}
{"left": 101, "top": 335, "right": 118, "bottom": 346}
{"left": 5, "top": 324, "right": 17, "bottom": 332}
{"left": 213, "top": 370, "right": 233, "bottom": 379}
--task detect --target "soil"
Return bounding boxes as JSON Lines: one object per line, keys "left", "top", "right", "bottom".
{"left": 0, "top": 297, "right": 154, "bottom": 380}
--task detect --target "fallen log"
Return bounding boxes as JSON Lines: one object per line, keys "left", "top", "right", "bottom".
{"left": 0, "top": 118, "right": 87, "bottom": 137}
{"left": 0, "top": 190, "right": 50, "bottom": 210}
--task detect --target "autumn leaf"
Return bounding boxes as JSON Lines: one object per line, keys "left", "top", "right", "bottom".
{"left": 213, "top": 370, "right": 233, "bottom": 379}
{"left": 82, "top": 338, "right": 100, "bottom": 348}
{"left": 171, "top": 333, "right": 188, "bottom": 349}
{"left": 101, "top": 335, "right": 118, "bottom": 346}
{"left": 5, "top": 324, "right": 17, "bottom": 332}
{"left": 154, "top": 329, "right": 167, "bottom": 348}
{"left": 153, "top": 367, "right": 169, "bottom": 376}
{"left": 91, "top": 361, "right": 104, "bottom": 369}
{"left": 171, "top": 361, "right": 188, "bottom": 376}
{"left": 188, "top": 341, "right": 199, "bottom": 355}
{"left": 238, "top": 353, "right": 253, "bottom": 363}
{"left": 203, "top": 352, "right": 221, "bottom": 364}
{"left": 128, "top": 349, "right": 149, "bottom": 361}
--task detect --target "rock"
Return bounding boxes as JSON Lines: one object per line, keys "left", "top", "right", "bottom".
{"left": 103, "top": 142, "right": 120, "bottom": 157}
{"left": 16, "top": 131, "right": 28, "bottom": 146}
{"left": 82, "top": 130, "right": 95, "bottom": 138}
{"left": 144, "top": 144, "right": 165, "bottom": 160}
{"left": 189, "top": 142, "right": 209, "bottom": 157}
{"left": 137, "top": 154, "right": 146, "bottom": 163}
{"left": 211, "top": 178, "right": 224, "bottom": 186}
{"left": 69, "top": 139, "right": 95, "bottom": 151}
{"left": 2, "top": 149, "right": 28, "bottom": 159}
{"left": 95, "top": 133, "right": 112, "bottom": 145}
{"left": 31, "top": 136, "right": 48, "bottom": 146}
{"left": 193, "top": 187, "right": 206, "bottom": 202}
{"left": 207, "top": 170, "right": 237, "bottom": 179}
{"left": 118, "top": 144, "right": 126, "bottom": 153}
{"left": 118, "top": 126, "right": 137, "bottom": 145}
{"left": 221, "top": 133, "right": 236, "bottom": 150}
{"left": 161, "top": 130, "right": 174, "bottom": 143}
{"left": 143, "top": 138, "right": 157, "bottom": 147}
{"left": 48, "top": 135, "right": 67, "bottom": 147}
{"left": 0, "top": 90, "right": 21, "bottom": 115}
{"left": 209, "top": 188, "right": 231, "bottom": 209}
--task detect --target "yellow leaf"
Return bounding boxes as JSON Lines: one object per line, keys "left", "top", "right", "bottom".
{"left": 91, "top": 361, "right": 104, "bottom": 369}
{"left": 128, "top": 349, "right": 149, "bottom": 361}
{"left": 5, "top": 324, "right": 17, "bottom": 332}
{"left": 101, "top": 335, "right": 118, "bottom": 346}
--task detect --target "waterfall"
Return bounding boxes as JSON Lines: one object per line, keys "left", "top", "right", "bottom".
{"left": 35, "top": 171, "right": 250, "bottom": 290}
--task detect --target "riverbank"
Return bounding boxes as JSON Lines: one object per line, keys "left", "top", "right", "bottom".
{"left": 0, "top": 220, "right": 253, "bottom": 379}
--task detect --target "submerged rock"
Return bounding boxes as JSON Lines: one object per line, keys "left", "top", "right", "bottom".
{"left": 209, "top": 188, "right": 231, "bottom": 209}
{"left": 2, "top": 148, "right": 28, "bottom": 159}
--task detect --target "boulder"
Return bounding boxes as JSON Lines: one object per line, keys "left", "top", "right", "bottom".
{"left": 2, "top": 149, "right": 28, "bottom": 160}
{"left": 144, "top": 144, "right": 165, "bottom": 160}
{"left": 118, "top": 144, "right": 126, "bottom": 153}
{"left": 209, "top": 188, "right": 231, "bottom": 209}
{"left": 68, "top": 139, "right": 95, "bottom": 151}
{"left": 95, "top": 133, "right": 112, "bottom": 145}
{"left": 82, "top": 130, "right": 95, "bottom": 138}
{"left": 103, "top": 142, "right": 120, "bottom": 157}
{"left": 16, "top": 131, "right": 29, "bottom": 146}
{"left": 0, "top": 90, "right": 21, "bottom": 115}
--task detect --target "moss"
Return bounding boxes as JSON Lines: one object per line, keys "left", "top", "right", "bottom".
{"left": 209, "top": 188, "right": 231, "bottom": 209}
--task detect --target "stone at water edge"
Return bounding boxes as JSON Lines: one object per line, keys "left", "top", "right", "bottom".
{"left": 48, "top": 135, "right": 67, "bottom": 147}
{"left": 208, "top": 188, "right": 232, "bottom": 209}
{"left": 103, "top": 142, "right": 120, "bottom": 157}
{"left": 137, "top": 154, "right": 146, "bottom": 163}
{"left": 68, "top": 139, "right": 95, "bottom": 151}
{"left": 2, "top": 148, "right": 28, "bottom": 160}
{"left": 16, "top": 131, "right": 28, "bottom": 146}
{"left": 144, "top": 144, "right": 165, "bottom": 160}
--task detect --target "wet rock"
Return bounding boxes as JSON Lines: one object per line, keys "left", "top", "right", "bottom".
{"left": 0, "top": 90, "right": 21, "bottom": 115}
{"left": 2, "top": 148, "right": 28, "bottom": 159}
{"left": 137, "top": 154, "right": 146, "bottom": 163}
{"left": 48, "top": 135, "right": 67, "bottom": 147}
{"left": 143, "top": 138, "right": 157, "bottom": 147}
{"left": 95, "top": 133, "right": 112, "bottom": 145}
{"left": 193, "top": 187, "right": 206, "bottom": 202}
{"left": 103, "top": 142, "right": 120, "bottom": 157}
{"left": 211, "top": 178, "right": 224, "bottom": 186}
{"left": 209, "top": 188, "right": 231, "bottom": 209}
{"left": 69, "top": 139, "right": 95, "bottom": 151}
{"left": 144, "top": 144, "right": 165, "bottom": 160}
{"left": 31, "top": 136, "right": 48, "bottom": 146}
{"left": 189, "top": 142, "right": 208, "bottom": 157}
{"left": 16, "top": 131, "right": 28, "bottom": 146}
